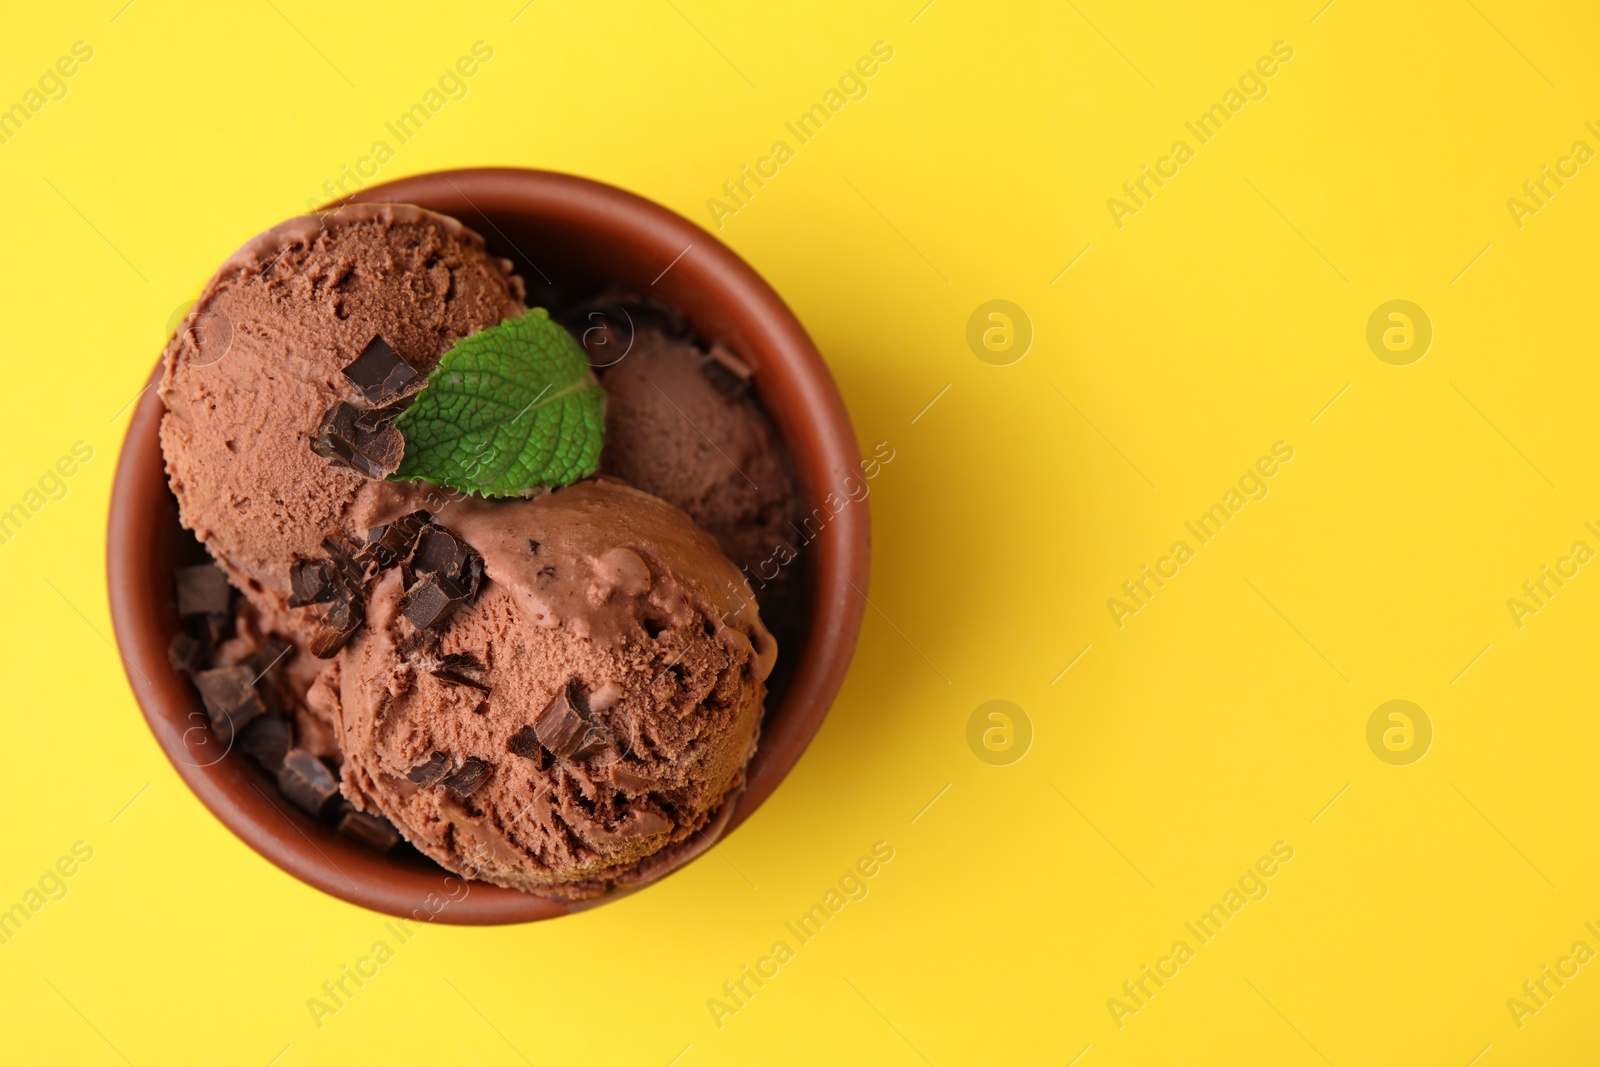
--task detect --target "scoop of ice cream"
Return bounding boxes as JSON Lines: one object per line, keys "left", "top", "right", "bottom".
{"left": 591, "top": 324, "right": 801, "bottom": 598}
{"left": 331, "top": 478, "right": 776, "bottom": 898}
{"left": 158, "top": 203, "right": 526, "bottom": 633}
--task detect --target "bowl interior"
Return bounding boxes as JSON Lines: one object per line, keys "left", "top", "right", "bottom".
{"left": 108, "top": 168, "right": 868, "bottom": 923}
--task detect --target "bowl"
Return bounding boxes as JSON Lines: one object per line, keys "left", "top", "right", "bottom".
{"left": 107, "top": 168, "right": 869, "bottom": 923}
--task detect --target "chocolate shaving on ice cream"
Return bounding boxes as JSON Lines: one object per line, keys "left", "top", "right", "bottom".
{"left": 311, "top": 401, "right": 405, "bottom": 480}
{"left": 406, "top": 751, "right": 452, "bottom": 786}
{"left": 505, "top": 726, "right": 549, "bottom": 768}
{"left": 440, "top": 757, "right": 492, "bottom": 798}
{"left": 175, "top": 562, "right": 232, "bottom": 617}
{"left": 337, "top": 805, "right": 402, "bottom": 851}
{"left": 534, "top": 681, "right": 608, "bottom": 760}
{"left": 278, "top": 749, "right": 340, "bottom": 815}
{"left": 341, "top": 336, "right": 420, "bottom": 405}
{"left": 192, "top": 665, "right": 267, "bottom": 744}
{"left": 359, "top": 509, "right": 431, "bottom": 570}
{"left": 238, "top": 716, "right": 291, "bottom": 774}
{"left": 288, "top": 558, "right": 338, "bottom": 607}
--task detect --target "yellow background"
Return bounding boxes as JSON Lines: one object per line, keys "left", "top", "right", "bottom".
{"left": 2, "top": 0, "right": 1597, "bottom": 1063}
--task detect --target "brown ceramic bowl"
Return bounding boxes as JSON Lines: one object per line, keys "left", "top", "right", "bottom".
{"left": 107, "top": 168, "right": 869, "bottom": 924}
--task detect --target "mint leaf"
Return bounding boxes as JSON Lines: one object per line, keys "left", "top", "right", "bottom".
{"left": 390, "top": 310, "right": 606, "bottom": 497}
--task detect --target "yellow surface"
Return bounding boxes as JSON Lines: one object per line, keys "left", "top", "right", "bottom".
{"left": 2, "top": 1, "right": 1598, "bottom": 1063}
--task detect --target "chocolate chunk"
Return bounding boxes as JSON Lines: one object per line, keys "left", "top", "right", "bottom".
{"left": 406, "top": 752, "right": 451, "bottom": 786}
{"left": 359, "top": 510, "right": 431, "bottom": 570}
{"left": 534, "top": 682, "right": 586, "bottom": 756}
{"left": 324, "top": 588, "right": 361, "bottom": 633}
{"left": 309, "top": 581, "right": 364, "bottom": 658}
{"left": 238, "top": 716, "right": 291, "bottom": 773}
{"left": 279, "top": 748, "right": 340, "bottom": 816}
{"left": 388, "top": 523, "right": 483, "bottom": 632}
{"left": 411, "top": 525, "right": 471, "bottom": 583}
{"left": 288, "top": 558, "right": 338, "bottom": 607}
{"left": 354, "top": 399, "right": 409, "bottom": 432}
{"left": 459, "top": 552, "right": 484, "bottom": 601}
{"left": 337, "top": 808, "right": 401, "bottom": 852}
{"left": 431, "top": 665, "right": 489, "bottom": 694}
{"left": 305, "top": 545, "right": 365, "bottom": 658}
{"left": 506, "top": 726, "right": 548, "bottom": 767}
{"left": 440, "top": 757, "right": 491, "bottom": 798}
{"left": 195, "top": 612, "right": 233, "bottom": 648}
{"left": 168, "top": 632, "right": 205, "bottom": 677}
{"left": 192, "top": 665, "right": 266, "bottom": 744}
{"left": 311, "top": 401, "right": 404, "bottom": 479}
{"left": 308, "top": 623, "right": 357, "bottom": 659}
{"left": 399, "top": 574, "right": 458, "bottom": 631}
{"left": 406, "top": 524, "right": 484, "bottom": 609}
{"left": 438, "top": 651, "right": 484, "bottom": 673}
{"left": 534, "top": 682, "right": 607, "bottom": 759}
{"left": 247, "top": 635, "right": 292, "bottom": 678}
{"left": 321, "top": 535, "right": 367, "bottom": 586}
{"left": 527, "top": 539, "right": 540, "bottom": 555}
{"left": 342, "top": 336, "right": 419, "bottom": 405}
{"left": 175, "top": 562, "right": 231, "bottom": 617}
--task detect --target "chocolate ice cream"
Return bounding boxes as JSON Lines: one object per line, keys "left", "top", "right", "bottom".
{"left": 158, "top": 203, "right": 525, "bottom": 633}
{"left": 332, "top": 479, "right": 775, "bottom": 897}
{"left": 157, "top": 203, "right": 796, "bottom": 900}
{"left": 570, "top": 299, "right": 804, "bottom": 630}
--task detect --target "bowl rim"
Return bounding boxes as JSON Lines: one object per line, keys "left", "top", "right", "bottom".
{"left": 107, "top": 166, "right": 869, "bottom": 924}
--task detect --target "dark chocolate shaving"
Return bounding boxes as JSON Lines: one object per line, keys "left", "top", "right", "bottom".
{"left": 431, "top": 651, "right": 490, "bottom": 708}
{"left": 168, "top": 632, "right": 205, "bottom": 677}
{"left": 311, "top": 401, "right": 404, "bottom": 480}
{"left": 175, "top": 563, "right": 232, "bottom": 617}
{"left": 342, "top": 336, "right": 420, "bottom": 405}
{"left": 396, "top": 524, "right": 483, "bottom": 631}
{"left": 406, "top": 751, "right": 451, "bottom": 786}
{"left": 278, "top": 749, "right": 339, "bottom": 816}
{"left": 337, "top": 808, "right": 401, "bottom": 852}
{"left": 459, "top": 553, "right": 484, "bottom": 602}
{"left": 321, "top": 535, "right": 367, "bottom": 586}
{"left": 399, "top": 574, "right": 458, "bottom": 631}
{"left": 246, "top": 635, "right": 291, "bottom": 679}
{"left": 354, "top": 400, "right": 409, "bottom": 432}
{"left": 431, "top": 666, "right": 490, "bottom": 694}
{"left": 192, "top": 665, "right": 266, "bottom": 744}
{"left": 309, "top": 580, "right": 364, "bottom": 658}
{"left": 534, "top": 681, "right": 607, "bottom": 759}
{"left": 238, "top": 716, "right": 291, "bottom": 774}
{"left": 441, "top": 757, "right": 491, "bottom": 798}
{"left": 358, "top": 510, "right": 431, "bottom": 570}
{"left": 506, "top": 726, "right": 548, "bottom": 767}
{"left": 305, "top": 542, "right": 366, "bottom": 658}
{"left": 410, "top": 525, "right": 479, "bottom": 596}
{"left": 438, "top": 651, "right": 484, "bottom": 673}
{"left": 195, "top": 612, "right": 232, "bottom": 648}
{"left": 288, "top": 558, "right": 338, "bottom": 607}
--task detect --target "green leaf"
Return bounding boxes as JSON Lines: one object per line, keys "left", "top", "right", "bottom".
{"left": 390, "top": 310, "right": 606, "bottom": 497}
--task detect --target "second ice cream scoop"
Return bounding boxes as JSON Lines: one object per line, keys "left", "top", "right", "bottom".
{"left": 331, "top": 479, "right": 776, "bottom": 898}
